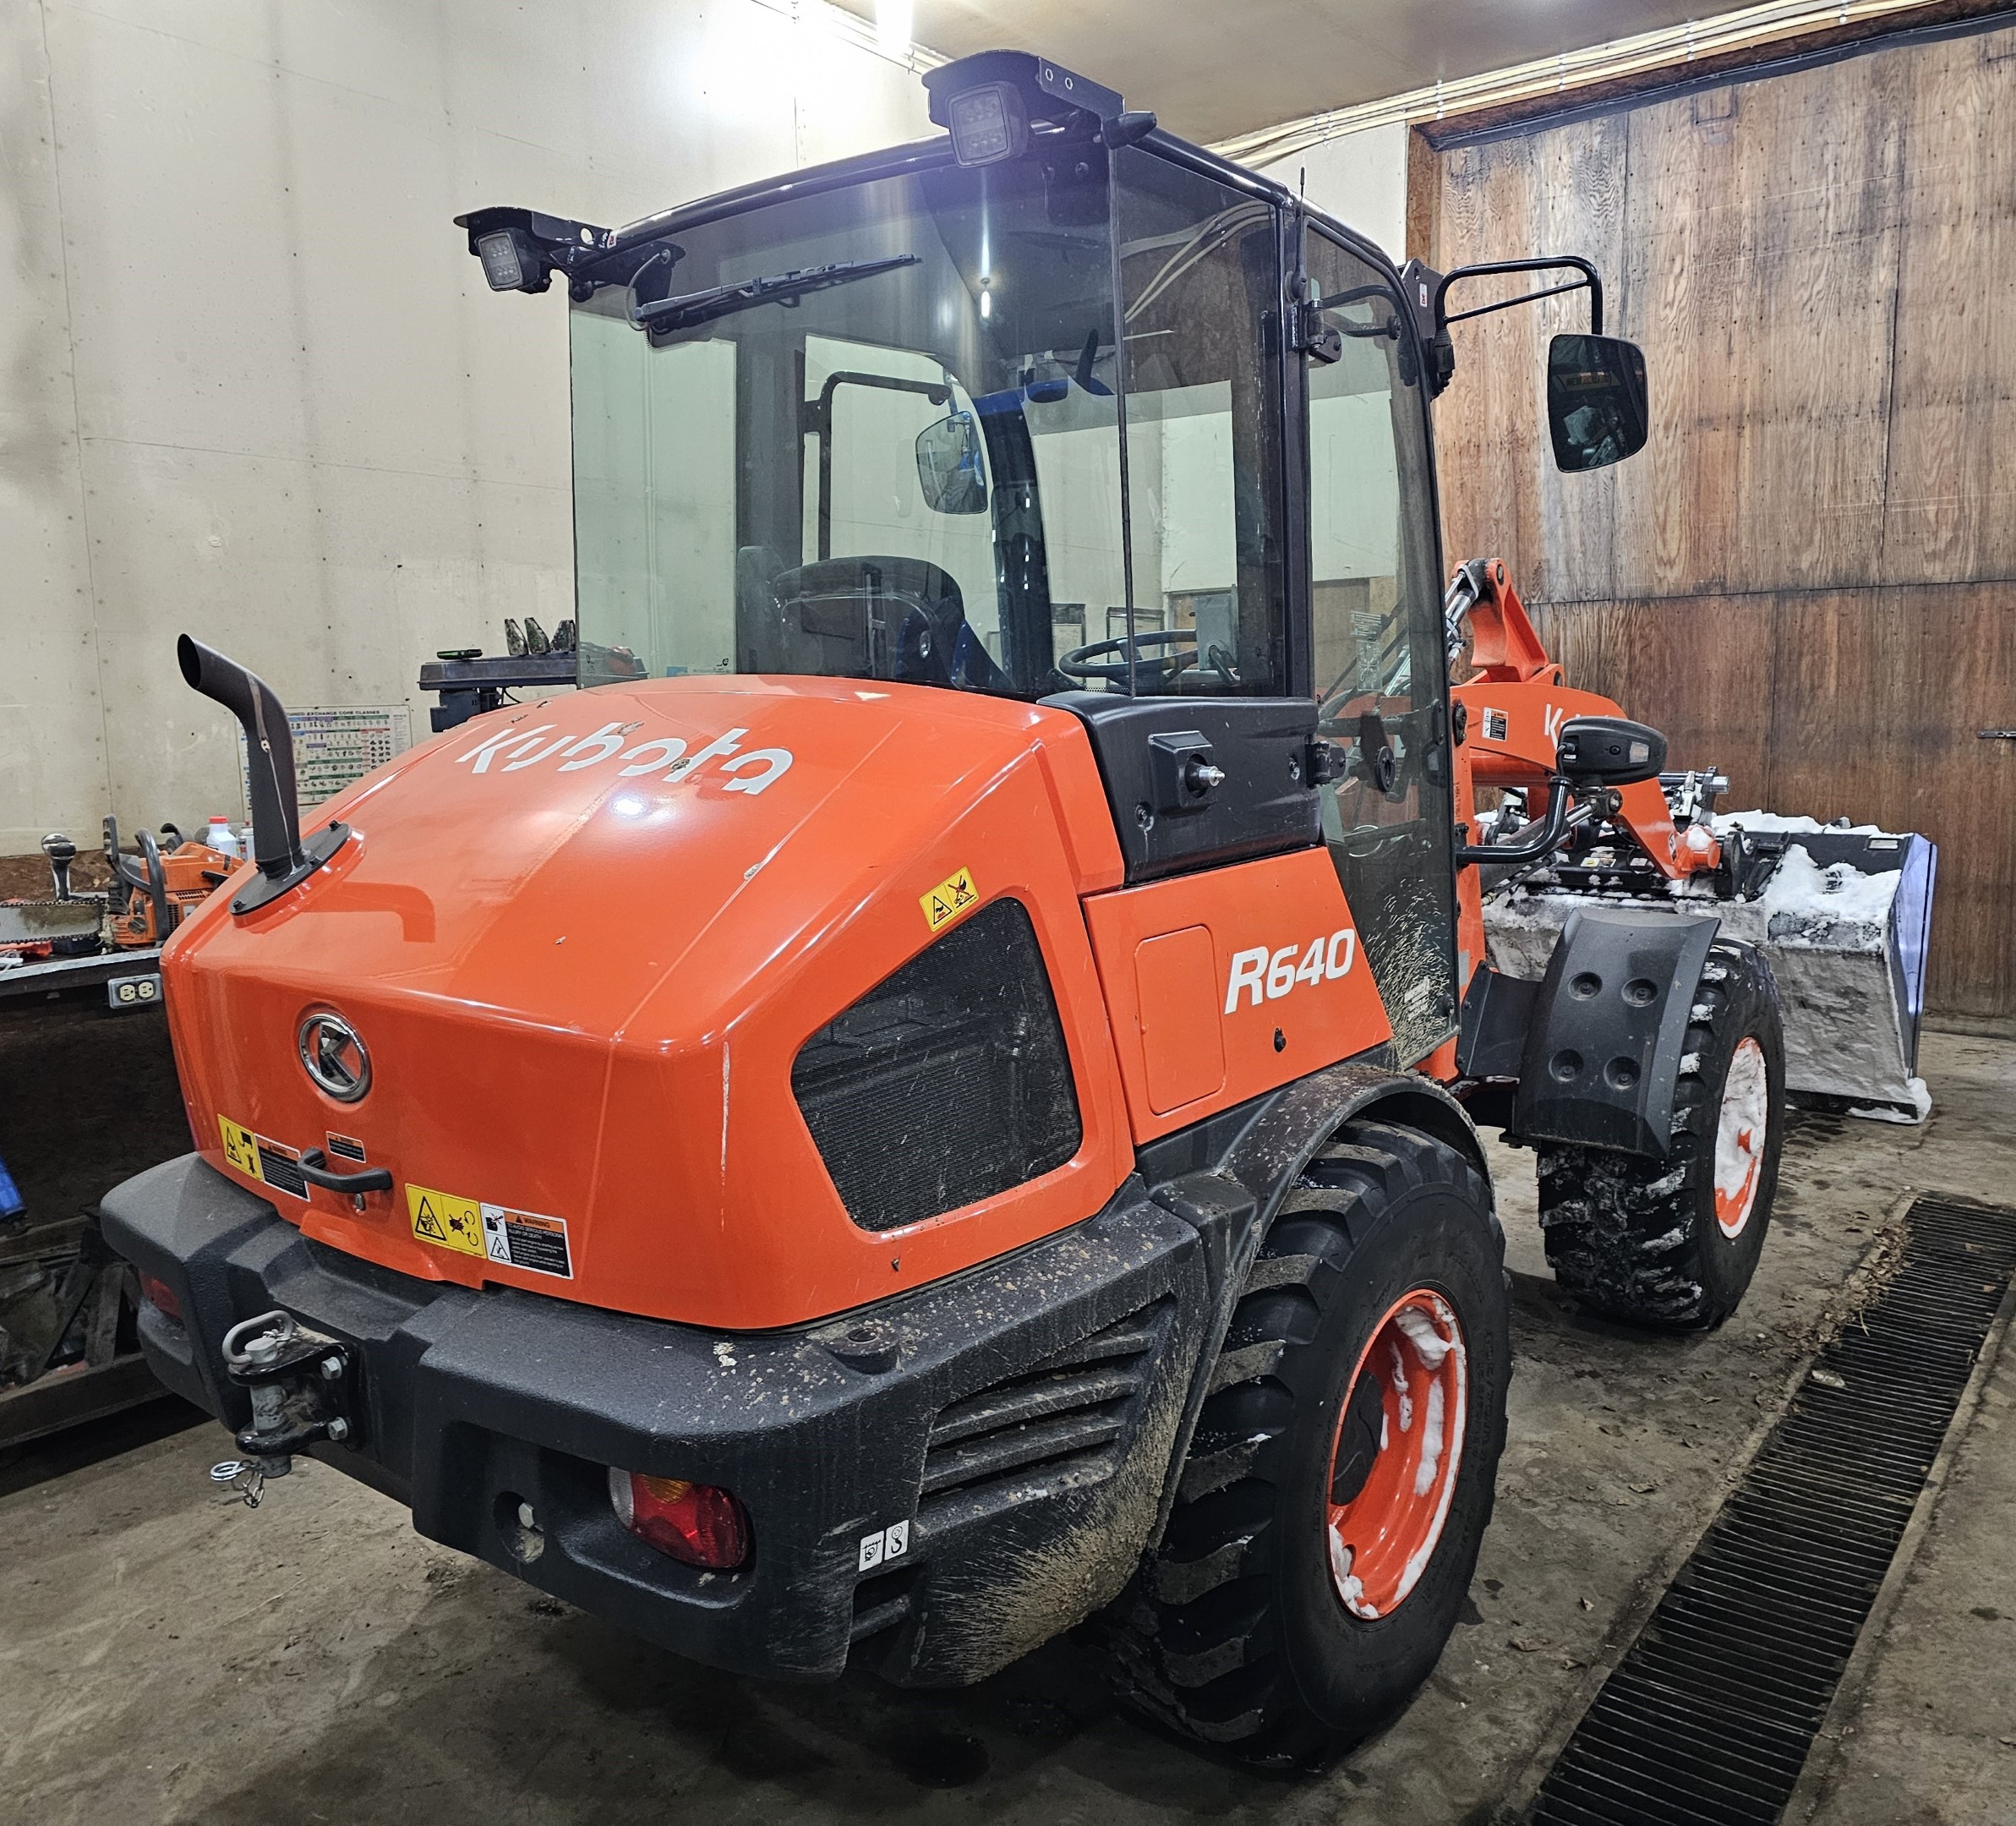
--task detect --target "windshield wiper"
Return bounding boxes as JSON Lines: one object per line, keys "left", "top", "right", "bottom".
{"left": 632, "top": 254, "right": 920, "bottom": 332}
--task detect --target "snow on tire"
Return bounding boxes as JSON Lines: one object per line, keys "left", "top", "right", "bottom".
{"left": 1537, "top": 938, "right": 1786, "bottom": 1329}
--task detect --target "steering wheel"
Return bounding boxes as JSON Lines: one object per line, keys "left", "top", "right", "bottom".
{"left": 1058, "top": 628, "right": 1240, "bottom": 692}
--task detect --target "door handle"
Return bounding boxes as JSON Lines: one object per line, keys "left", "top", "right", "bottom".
{"left": 299, "top": 1149, "right": 393, "bottom": 1194}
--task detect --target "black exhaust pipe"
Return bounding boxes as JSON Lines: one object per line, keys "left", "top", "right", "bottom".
{"left": 177, "top": 635, "right": 350, "bottom": 915}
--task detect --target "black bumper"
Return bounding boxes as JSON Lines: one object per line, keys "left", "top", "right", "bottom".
{"left": 101, "top": 1156, "right": 1209, "bottom": 1685}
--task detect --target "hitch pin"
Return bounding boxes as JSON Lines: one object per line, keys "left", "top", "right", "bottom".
{"left": 210, "top": 1458, "right": 266, "bottom": 1508}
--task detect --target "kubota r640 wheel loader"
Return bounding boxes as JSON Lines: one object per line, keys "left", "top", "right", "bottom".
{"left": 103, "top": 50, "right": 1787, "bottom": 1768}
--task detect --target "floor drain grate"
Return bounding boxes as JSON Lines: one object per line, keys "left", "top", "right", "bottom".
{"left": 1532, "top": 1196, "right": 2016, "bottom": 1826}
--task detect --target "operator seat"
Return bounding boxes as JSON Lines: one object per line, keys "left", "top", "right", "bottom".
{"left": 736, "top": 552, "right": 1008, "bottom": 690}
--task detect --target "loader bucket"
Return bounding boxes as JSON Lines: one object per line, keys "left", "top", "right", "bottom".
{"left": 1483, "top": 817, "right": 1937, "bottom": 1120}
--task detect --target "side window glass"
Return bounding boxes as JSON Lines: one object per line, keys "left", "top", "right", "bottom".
{"left": 1111, "top": 149, "right": 1285, "bottom": 696}
{"left": 800, "top": 335, "right": 1003, "bottom": 668}
{"left": 1305, "top": 233, "right": 1456, "bottom": 1063}
{"left": 571, "top": 317, "right": 737, "bottom": 682}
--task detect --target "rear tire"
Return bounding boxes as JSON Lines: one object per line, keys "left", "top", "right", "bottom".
{"left": 1538, "top": 938, "right": 1784, "bottom": 1328}
{"left": 1109, "top": 1118, "right": 1510, "bottom": 1769}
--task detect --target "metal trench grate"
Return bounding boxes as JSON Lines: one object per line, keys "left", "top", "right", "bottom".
{"left": 1532, "top": 1196, "right": 2016, "bottom": 1826}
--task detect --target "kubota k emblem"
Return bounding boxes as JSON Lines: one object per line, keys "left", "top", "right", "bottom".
{"left": 298, "top": 1011, "right": 371, "bottom": 1103}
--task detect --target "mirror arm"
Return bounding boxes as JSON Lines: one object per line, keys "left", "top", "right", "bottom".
{"left": 1455, "top": 778, "right": 1574, "bottom": 866}
{"left": 1444, "top": 276, "right": 1598, "bottom": 328}
{"left": 1430, "top": 255, "right": 1604, "bottom": 356}
{"left": 803, "top": 370, "right": 955, "bottom": 561}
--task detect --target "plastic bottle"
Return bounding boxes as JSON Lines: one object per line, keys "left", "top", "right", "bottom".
{"left": 206, "top": 816, "right": 242, "bottom": 861}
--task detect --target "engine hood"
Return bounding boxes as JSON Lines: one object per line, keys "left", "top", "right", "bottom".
{"left": 163, "top": 675, "right": 1131, "bottom": 1328}
{"left": 181, "top": 677, "right": 1112, "bottom": 1028}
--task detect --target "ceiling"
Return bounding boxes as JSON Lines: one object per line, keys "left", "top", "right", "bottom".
{"left": 839, "top": 0, "right": 1740, "bottom": 144}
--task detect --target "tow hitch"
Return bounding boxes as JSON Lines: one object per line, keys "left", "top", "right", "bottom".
{"left": 215, "top": 1309, "right": 358, "bottom": 1501}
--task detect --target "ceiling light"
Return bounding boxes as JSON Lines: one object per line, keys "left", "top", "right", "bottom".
{"left": 876, "top": 0, "right": 912, "bottom": 58}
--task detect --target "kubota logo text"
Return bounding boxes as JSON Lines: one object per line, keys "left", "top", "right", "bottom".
{"left": 456, "top": 721, "right": 794, "bottom": 795}
{"left": 1225, "top": 930, "right": 1358, "bottom": 1014}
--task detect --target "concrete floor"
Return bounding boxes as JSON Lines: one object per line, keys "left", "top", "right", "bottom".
{"left": 4, "top": 1029, "right": 2013, "bottom": 1826}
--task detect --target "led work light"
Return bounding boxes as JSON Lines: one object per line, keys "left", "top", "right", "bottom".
{"left": 475, "top": 228, "right": 536, "bottom": 292}
{"left": 946, "top": 81, "right": 1029, "bottom": 166}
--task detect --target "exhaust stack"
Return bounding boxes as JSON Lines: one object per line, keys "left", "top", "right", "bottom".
{"left": 177, "top": 635, "right": 350, "bottom": 915}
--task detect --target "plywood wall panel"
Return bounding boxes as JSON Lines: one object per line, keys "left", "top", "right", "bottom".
{"left": 1538, "top": 596, "right": 1778, "bottom": 809}
{"left": 1879, "top": 30, "right": 2016, "bottom": 583}
{"left": 1427, "top": 20, "right": 2016, "bottom": 1016}
{"left": 1764, "top": 585, "right": 2016, "bottom": 1017}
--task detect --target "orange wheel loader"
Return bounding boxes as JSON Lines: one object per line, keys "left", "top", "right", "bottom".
{"left": 102, "top": 50, "right": 1785, "bottom": 1768}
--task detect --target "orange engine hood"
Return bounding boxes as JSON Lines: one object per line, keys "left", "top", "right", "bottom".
{"left": 165, "top": 675, "right": 1130, "bottom": 1329}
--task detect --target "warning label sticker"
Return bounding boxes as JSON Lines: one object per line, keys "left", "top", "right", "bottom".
{"left": 218, "top": 1117, "right": 306, "bottom": 1199}
{"left": 219, "top": 1117, "right": 264, "bottom": 1183}
{"left": 255, "top": 1139, "right": 309, "bottom": 1200}
{"left": 407, "top": 1183, "right": 485, "bottom": 1257}
{"left": 480, "top": 1203, "right": 573, "bottom": 1279}
{"left": 920, "top": 864, "right": 979, "bottom": 933}
{"left": 1482, "top": 707, "right": 1510, "bottom": 744}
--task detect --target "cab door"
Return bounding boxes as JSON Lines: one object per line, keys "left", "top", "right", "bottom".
{"left": 1302, "top": 228, "right": 1458, "bottom": 1065}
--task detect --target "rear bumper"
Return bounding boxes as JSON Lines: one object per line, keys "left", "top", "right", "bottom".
{"left": 101, "top": 1155, "right": 1208, "bottom": 1684}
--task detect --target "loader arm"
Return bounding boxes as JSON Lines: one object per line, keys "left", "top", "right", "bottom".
{"left": 1448, "top": 559, "right": 1718, "bottom": 889}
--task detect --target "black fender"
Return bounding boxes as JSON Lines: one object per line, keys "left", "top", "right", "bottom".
{"left": 1133, "top": 1061, "right": 1490, "bottom": 1548}
{"left": 1459, "top": 905, "right": 1721, "bottom": 1159}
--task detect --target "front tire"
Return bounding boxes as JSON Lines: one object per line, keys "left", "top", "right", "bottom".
{"left": 1538, "top": 937, "right": 1785, "bottom": 1328}
{"left": 1109, "top": 1118, "right": 1511, "bottom": 1769}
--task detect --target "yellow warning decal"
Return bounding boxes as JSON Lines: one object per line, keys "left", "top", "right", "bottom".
{"left": 407, "top": 1183, "right": 485, "bottom": 1258}
{"left": 218, "top": 1117, "right": 265, "bottom": 1183}
{"left": 920, "top": 865, "right": 979, "bottom": 933}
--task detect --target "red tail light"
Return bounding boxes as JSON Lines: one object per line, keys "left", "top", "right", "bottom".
{"left": 608, "top": 1468, "right": 749, "bottom": 1568}
{"left": 139, "top": 1273, "right": 182, "bottom": 1323}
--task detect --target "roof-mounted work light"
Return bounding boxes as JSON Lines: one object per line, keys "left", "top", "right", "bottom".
{"left": 945, "top": 82, "right": 1029, "bottom": 166}
{"left": 473, "top": 226, "right": 542, "bottom": 292}
{"left": 922, "top": 50, "right": 1154, "bottom": 167}
{"left": 453, "top": 205, "right": 624, "bottom": 299}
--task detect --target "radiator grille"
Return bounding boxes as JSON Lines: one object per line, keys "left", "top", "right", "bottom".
{"left": 1532, "top": 1195, "right": 2016, "bottom": 1826}
{"left": 791, "top": 897, "right": 1080, "bottom": 1233}
{"left": 919, "top": 1302, "right": 1171, "bottom": 1518}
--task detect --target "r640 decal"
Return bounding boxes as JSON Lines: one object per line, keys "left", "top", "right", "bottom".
{"left": 1225, "top": 930, "right": 1357, "bottom": 1014}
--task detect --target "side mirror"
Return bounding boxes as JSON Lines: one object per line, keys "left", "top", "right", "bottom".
{"left": 1547, "top": 333, "right": 1648, "bottom": 472}
{"left": 915, "top": 413, "right": 987, "bottom": 514}
{"left": 1556, "top": 715, "right": 1667, "bottom": 787}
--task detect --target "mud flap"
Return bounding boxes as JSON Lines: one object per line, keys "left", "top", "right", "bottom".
{"left": 1481, "top": 907, "right": 1720, "bottom": 1158}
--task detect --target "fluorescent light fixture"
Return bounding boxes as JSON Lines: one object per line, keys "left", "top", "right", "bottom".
{"left": 875, "top": 0, "right": 912, "bottom": 57}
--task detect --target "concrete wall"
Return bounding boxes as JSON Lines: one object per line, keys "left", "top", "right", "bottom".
{"left": 1257, "top": 121, "right": 1408, "bottom": 260}
{"left": 0, "top": 0, "right": 932, "bottom": 853}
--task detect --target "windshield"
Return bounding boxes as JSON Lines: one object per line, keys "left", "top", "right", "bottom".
{"left": 568, "top": 145, "right": 1284, "bottom": 699}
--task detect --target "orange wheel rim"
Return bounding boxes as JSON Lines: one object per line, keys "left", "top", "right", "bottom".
{"left": 1323, "top": 1288, "right": 1467, "bottom": 1620}
{"left": 1714, "top": 1037, "right": 1768, "bottom": 1239}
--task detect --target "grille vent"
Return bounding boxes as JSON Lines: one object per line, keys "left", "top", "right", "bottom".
{"left": 791, "top": 897, "right": 1080, "bottom": 1233}
{"left": 1533, "top": 1195, "right": 2016, "bottom": 1826}
{"left": 920, "top": 1300, "right": 1172, "bottom": 1519}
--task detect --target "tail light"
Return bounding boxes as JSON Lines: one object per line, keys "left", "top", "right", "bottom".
{"left": 608, "top": 1468, "right": 749, "bottom": 1568}
{"left": 139, "top": 1273, "right": 183, "bottom": 1323}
